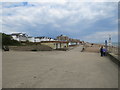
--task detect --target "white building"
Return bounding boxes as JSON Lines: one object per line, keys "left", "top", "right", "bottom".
{"left": 34, "top": 37, "right": 55, "bottom": 42}
{"left": 11, "top": 33, "right": 28, "bottom": 42}
{"left": 11, "top": 33, "right": 56, "bottom": 43}
{"left": 27, "top": 37, "right": 35, "bottom": 42}
{"left": 34, "top": 37, "right": 40, "bottom": 42}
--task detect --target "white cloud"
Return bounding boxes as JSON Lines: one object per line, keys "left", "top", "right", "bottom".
{"left": 83, "top": 31, "right": 118, "bottom": 42}
{"left": 1, "top": 2, "right": 118, "bottom": 42}
{"left": 1, "top": 0, "right": 119, "bottom": 2}
{"left": 2, "top": 2, "right": 117, "bottom": 25}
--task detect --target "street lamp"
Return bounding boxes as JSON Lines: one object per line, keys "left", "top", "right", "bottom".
{"left": 108, "top": 34, "right": 112, "bottom": 53}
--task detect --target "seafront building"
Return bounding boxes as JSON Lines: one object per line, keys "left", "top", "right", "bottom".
{"left": 27, "top": 37, "right": 35, "bottom": 42}
{"left": 11, "top": 33, "right": 56, "bottom": 43}
{"left": 11, "top": 33, "right": 28, "bottom": 42}
{"left": 57, "top": 34, "right": 69, "bottom": 41}
{"left": 34, "top": 37, "right": 55, "bottom": 42}
{"left": 41, "top": 41, "right": 69, "bottom": 49}
{"left": 56, "top": 34, "right": 82, "bottom": 46}
{"left": 10, "top": 33, "right": 82, "bottom": 49}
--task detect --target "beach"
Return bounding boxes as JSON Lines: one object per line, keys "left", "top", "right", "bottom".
{"left": 2, "top": 46, "right": 118, "bottom": 88}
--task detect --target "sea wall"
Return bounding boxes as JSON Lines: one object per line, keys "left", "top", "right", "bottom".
{"left": 107, "top": 53, "right": 119, "bottom": 65}
{"left": 8, "top": 45, "right": 53, "bottom": 51}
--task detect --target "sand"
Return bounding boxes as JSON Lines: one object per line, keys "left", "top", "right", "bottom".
{"left": 2, "top": 45, "right": 118, "bottom": 88}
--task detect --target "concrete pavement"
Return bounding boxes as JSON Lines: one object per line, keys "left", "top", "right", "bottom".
{"left": 2, "top": 45, "right": 118, "bottom": 88}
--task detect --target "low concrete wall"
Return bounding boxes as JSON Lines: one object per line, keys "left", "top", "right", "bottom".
{"left": 55, "top": 48, "right": 69, "bottom": 51}
{"left": 8, "top": 45, "right": 53, "bottom": 51}
{"left": 107, "top": 53, "right": 119, "bottom": 65}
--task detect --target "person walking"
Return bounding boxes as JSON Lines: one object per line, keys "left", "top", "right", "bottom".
{"left": 100, "top": 46, "right": 103, "bottom": 57}
{"left": 103, "top": 47, "right": 107, "bottom": 56}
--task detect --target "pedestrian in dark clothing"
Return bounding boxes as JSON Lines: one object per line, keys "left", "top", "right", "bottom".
{"left": 100, "top": 46, "right": 103, "bottom": 57}
{"left": 103, "top": 47, "right": 107, "bottom": 56}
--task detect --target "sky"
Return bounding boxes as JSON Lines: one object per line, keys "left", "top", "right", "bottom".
{"left": 1, "top": 1, "right": 118, "bottom": 43}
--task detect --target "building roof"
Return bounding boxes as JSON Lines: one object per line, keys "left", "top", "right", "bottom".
{"left": 11, "top": 33, "right": 27, "bottom": 37}
{"left": 11, "top": 33, "right": 21, "bottom": 35}
{"left": 35, "top": 36, "right": 53, "bottom": 39}
{"left": 28, "top": 36, "right": 33, "bottom": 38}
{"left": 41, "top": 41, "right": 69, "bottom": 43}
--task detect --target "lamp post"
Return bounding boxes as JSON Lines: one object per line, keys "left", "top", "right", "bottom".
{"left": 108, "top": 34, "right": 112, "bottom": 53}
{"left": 105, "top": 40, "right": 107, "bottom": 51}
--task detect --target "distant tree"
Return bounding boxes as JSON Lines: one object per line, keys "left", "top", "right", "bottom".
{"left": 2, "top": 33, "right": 21, "bottom": 46}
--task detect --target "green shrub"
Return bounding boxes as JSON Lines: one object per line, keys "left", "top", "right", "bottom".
{"left": 2, "top": 33, "right": 21, "bottom": 46}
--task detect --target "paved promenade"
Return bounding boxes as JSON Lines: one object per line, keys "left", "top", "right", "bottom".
{"left": 2, "top": 46, "right": 118, "bottom": 88}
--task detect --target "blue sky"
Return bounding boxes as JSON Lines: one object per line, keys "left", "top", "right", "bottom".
{"left": 1, "top": 1, "right": 118, "bottom": 43}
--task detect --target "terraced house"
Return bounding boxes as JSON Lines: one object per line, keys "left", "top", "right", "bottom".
{"left": 11, "top": 33, "right": 28, "bottom": 42}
